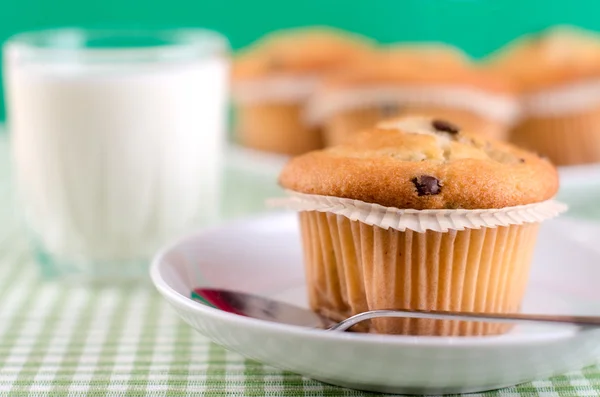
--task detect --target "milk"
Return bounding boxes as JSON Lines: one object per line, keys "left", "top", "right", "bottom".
{"left": 4, "top": 53, "right": 229, "bottom": 268}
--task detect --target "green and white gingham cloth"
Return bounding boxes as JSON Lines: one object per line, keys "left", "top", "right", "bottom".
{"left": 0, "top": 131, "right": 599, "bottom": 396}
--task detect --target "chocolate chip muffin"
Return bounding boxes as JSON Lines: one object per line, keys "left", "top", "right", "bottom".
{"left": 486, "top": 25, "right": 600, "bottom": 165}
{"left": 279, "top": 116, "right": 563, "bottom": 336}
{"left": 305, "top": 45, "right": 519, "bottom": 147}
{"left": 231, "top": 27, "right": 375, "bottom": 156}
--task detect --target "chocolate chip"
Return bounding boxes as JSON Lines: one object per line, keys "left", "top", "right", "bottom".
{"left": 432, "top": 119, "right": 460, "bottom": 134}
{"left": 519, "top": 158, "right": 526, "bottom": 163}
{"left": 380, "top": 103, "right": 400, "bottom": 117}
{"left": 412, "top": 175, "right": 443, "bottom": 196}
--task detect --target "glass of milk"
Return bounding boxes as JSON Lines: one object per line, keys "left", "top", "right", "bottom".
{"left": 3, "top": 29, "right": 229, "bottom": 279}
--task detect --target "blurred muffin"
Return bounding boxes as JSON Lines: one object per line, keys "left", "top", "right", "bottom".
{"left": 486, "top": 25, "right": 600, "bottom": 165}
{"left": 305, "top": 44, "right": 519, "bottom": 146}
{"left": 231, "top": 27, "right": 375, "bottom": 156}
{"left": 278, "top": 115, "right": 563, "bottom": 336}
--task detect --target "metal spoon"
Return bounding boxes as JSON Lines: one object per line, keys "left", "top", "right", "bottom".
{"left": 191, "top": 288, "right": 600, "bottom": 332}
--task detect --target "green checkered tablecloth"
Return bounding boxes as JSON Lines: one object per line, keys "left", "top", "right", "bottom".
{"left": 0, "top": 130, "right": 599, "bottom": 397}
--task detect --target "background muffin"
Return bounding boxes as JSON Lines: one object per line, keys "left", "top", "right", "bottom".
{"left": 305, "top": 45, "right": 519, "bottom": 146}
{"left": 279, "top": 116, "right": 562, "bottom": 336}
{"left": 486, "top": 25, "right": 600, "bottom": 166}
{"left": 231, "top": 27, "right": 375, "bottom": 155}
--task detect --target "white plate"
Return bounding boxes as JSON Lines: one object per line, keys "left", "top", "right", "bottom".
{"left": 557, "top": 163, "right": 600, "bottom": 223}
{"left": 225, "top": 143, "right": 289, "bottom": 177}
{"left": 151, "top": 212, "right": 600, "bottom": 395}
{"left": 559, "top": 162, "right": 600, "bottom": 188}
{"left": 220, "top": 144, "right": 288, "bottom": 219}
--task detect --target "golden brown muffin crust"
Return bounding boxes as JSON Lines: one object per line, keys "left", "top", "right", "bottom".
{"left": 485, "top": 25, "right": 600, "bottom": 93}
{"left": 314, "top": 45, "right": 514, "bottom": 95}
{"left": 361, "top": 43, "right": 471, "bottom": 69}
{"left": 232, "top": 27, "right": 375, "bottom": 81}
{"left": 279, "top": 116, "right": 558, "bottom": 209}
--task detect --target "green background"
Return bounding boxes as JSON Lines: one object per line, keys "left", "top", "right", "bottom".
{"left": 1, "top": 0, "right": 599, "bottom": 121}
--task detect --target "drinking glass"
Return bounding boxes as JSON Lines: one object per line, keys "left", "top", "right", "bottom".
{"left": 3, "top": 28, "right": 229, "bottom": 279}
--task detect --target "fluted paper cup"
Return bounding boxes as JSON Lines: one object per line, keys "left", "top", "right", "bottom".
{"left": 274, "top": 192, "right": 566, "bottom": 336}
{"left": 232, "top": 75, "right": 325, "bottom": 156}
{"left": 512, "top": 81, "right": 600, "bottom": 165}
{"left": 235, "top": 103, "right": 323, "bottom": 156}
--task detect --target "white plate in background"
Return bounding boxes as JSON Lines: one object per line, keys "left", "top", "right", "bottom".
{"left": 559, "top": 162, "right": 600, "bottom": 188}
{"left": 220, "top": 144, "right": 288, "bottom": 218}
{"left": 151, "top": 212, "right": 600, "bottom": 395}
{"left": 557, "top": 163, "right": 600, "bottom": 222}
{"left": 225, "top": 144, "right": 289, "bottom": 177}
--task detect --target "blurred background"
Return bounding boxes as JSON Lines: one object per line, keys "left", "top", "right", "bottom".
{"left": 2, "top": 0, "right": 600, "bottom": 280}
{"left": 1, "top": 0, "right": 600, "bottom": 122}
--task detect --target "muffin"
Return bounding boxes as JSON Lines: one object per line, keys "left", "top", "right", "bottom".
{"left": 486, "top": 25, "right": 600, "bottom": 165}
{"left": 278, "top": 116, "right": 564, "bottom": 336}
{"left": 231, "top": 27, "right": 375, "bottom": 156}
{"left": 305, "top": 45, "right": 519, "bottom": 146}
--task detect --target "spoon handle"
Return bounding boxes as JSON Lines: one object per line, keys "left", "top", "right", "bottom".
{"left": 329, "top": 309, "right": 600, "bottom": 332}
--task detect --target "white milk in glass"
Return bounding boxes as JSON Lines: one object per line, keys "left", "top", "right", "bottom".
{"left": 4, "top": 31, "right": 229, "bottom": 277}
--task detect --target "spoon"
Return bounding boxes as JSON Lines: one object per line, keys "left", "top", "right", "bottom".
{"left": 191, "top": 288, "right": 600, "bottom": 332}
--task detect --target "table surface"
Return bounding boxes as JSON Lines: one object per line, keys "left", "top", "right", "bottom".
{"left": 0, "top": 130, "right": 599, "bottom": 397}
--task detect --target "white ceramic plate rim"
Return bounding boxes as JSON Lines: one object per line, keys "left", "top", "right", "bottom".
{"left": 150, "top": 212, "right": 591, "bottom": 348}
{"left": 558, "top": 162, "right": 600, "bottom": 187}
{"left": 225, "top": 144, "right": 289, "bottom": 176}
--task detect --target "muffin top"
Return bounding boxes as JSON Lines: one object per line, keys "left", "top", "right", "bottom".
{"left": 313, "top": 45, "right": 513, "bottom": 94}
{"left": 232, "top": 27, "right": 375, "bottom": 81}
{"left": 485, "top": 25, "right": 600, "bottom": 92}
{"left": 279, "top": 116, "right": 558, "bottom": 210}
{"left": 368, "top": 43, "right": 470, "bottom": 68}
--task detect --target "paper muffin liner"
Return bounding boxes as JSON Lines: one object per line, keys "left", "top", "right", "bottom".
{"left": 304, "top": 86, "right": 521, "bottom": 127}
{"left": 299, "top": 210, "right": 540, "bottom": 336}
{"left": 232, "top": 75, "right": 320, "bottom": 104}
{"left": 281, "top": 192, "right": 564, "bottom": 336}
{"left": 522, "top": 79, "right": 600, "bottom": 117}
{"left": 235, "top": 103, "right": 323, "bottom": 156}
{"left": 271, "top": 191, "right": 566, "bottom": 233}
{"left": 516, "top": 80, "right": 600, "bottom": 165}
{"left": 511, "top": 101, "right": 600, "bottom": 166}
